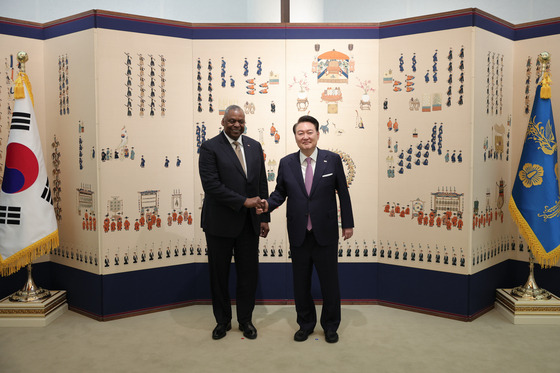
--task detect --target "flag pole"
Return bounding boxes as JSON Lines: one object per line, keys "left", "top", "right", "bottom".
{"left": 6, "top": 51, "right": 52, "bottom": 302}
{"left": 510, "top": 51, "right": 554, "bottom": 301}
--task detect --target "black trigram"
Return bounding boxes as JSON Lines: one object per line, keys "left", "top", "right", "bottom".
{"left": 41, "top": 179, "right": 53, "bottom": 205}
{"left": 10, "top": 112, "right": 31, "bottom": 131}
{"left": 0, "top": 206, "right": 21, "bottom": 225}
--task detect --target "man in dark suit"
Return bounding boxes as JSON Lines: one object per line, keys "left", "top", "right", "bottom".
{"left": 199, "top": 105, "right": 269, "bottom": 340}
{"left": 259, "top": 115, "right": 354, "bottom": 343}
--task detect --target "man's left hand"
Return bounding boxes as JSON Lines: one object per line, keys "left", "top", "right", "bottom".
{"left": 342, "top": 228, "right": 353, "bottom": 240}
{"left": 260, "top": 222, "right": 270, "bottom": 238}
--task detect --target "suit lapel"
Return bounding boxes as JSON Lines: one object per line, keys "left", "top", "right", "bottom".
{"left": 241, "top": 135, "right": 252, "bottom": 179}
{"left": 289, "top": 151, "right": 307, "bottom": 196}
{"left": 310, "top": 148, "right": 326, "bottom": 196}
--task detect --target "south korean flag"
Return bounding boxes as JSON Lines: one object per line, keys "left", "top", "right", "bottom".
{"left": 0, "top": 73, "right": 59, "bottom": 276}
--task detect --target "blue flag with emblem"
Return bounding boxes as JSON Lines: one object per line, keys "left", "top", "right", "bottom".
{"left": 509, "top": 69, "right": 560, "bottom": 267}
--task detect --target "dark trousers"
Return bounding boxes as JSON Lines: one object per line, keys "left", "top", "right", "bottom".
{"left": 205, "top": 216, "right": 259, "bottom": 325}
{"left": 290, "top": 230, "right": 341, "bottom": 332}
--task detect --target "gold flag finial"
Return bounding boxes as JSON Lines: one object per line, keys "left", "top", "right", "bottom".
{"left": 17, "top": 51, "right": 28, "bottom": 73}
{"left": 14, "top": 51, "right": 33, "bottom": 105}
{"left": 539, "top": 51, "right": 552, "bottom": 99}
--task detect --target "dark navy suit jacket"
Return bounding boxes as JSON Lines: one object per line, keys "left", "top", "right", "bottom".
{"left": 268, "top": 148, "right": 353, "bottom": 247}
{"left": 199, "top": 132, "right": 269, "bottom": 238}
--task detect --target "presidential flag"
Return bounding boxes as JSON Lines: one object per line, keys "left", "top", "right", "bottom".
{"left": 509, "top": 70, "right": 560, "bottom": 267}
{"left": 0, "top": 71, "right": 59, "bottom": 276}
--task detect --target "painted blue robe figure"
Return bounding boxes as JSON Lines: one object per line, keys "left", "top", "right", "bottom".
{"left": 243, "top": 58, "right": 249, "bottom": 76}
{"left": 140, "top": 156, "right": 145, "bottom": 168}
{"left": 433, "top": 72, "right": 438, "bottom": 82}
{"left": 425, "top": 71, "right": 430, "bottom": 83}
{"left": 411, "top": 54, "right": 417, "bottom": 72}
{"left": 399, "top": 54, "right": 404, "bottom": 72}
{"left": 433, "top": 50, "right": 438, "bottom": 62}
{"left": 257, "top": 58, "right": 262, "bottom": 75}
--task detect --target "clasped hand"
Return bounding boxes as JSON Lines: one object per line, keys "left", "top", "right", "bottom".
{"left": 244, "top": 197, "right": 268, "bottom": 214}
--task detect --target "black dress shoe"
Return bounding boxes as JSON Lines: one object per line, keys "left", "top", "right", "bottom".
{"left": 212, "top": 322, "right": 231, "bottom": 340}
{"left": 294, "top": 329, "right": 313, "bottom": 342}
{"left": 239, "top": 321, "right": 257, "bottom": 339}
{"left": 325, "top": 330, "right": 339, "bottom": 343}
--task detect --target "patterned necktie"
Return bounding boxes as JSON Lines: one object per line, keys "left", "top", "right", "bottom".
{"left": 233, "top": 141, "right": 246, "bottom": 175}
{"left": 305, "top": 157, "right": 313, "bottom": 230}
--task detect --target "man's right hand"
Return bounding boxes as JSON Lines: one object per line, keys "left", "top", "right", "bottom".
{"left": 256, "top": 200, "right": 269, "bottom": 215}
{"left": 244, "top": 197, "right": 262, "bottom": 209}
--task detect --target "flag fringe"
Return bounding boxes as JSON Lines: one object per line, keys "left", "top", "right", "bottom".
{"left": 0, "top": 230, "right": 59, "bottom": 277}
{"left": 509, "top": 197, "right": 560, "bottom": 268}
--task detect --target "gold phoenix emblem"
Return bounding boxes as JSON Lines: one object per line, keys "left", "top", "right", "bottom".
{"left": 526, "top": 116, "right": 557, "bottom": 155}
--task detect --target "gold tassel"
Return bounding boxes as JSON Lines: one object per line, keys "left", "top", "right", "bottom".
{"left": 14, "top": 73, "right": 25, "bottom": 99}
{"left": 12, "top": 72, "right": 34, "bottom": 105}
{"left": 540, "top": 72, "right": 552, "bottom": 99}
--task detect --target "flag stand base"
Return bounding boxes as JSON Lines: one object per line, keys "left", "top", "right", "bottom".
{"left": 495, "top": 252, "right": 560, "bottom": 324}
{"left": 511, "top": 252, "right": 552, "bottom": 300}
{"left": 495, "top": 289, "right": 560, "bottom": 324}
{"left": 0, "top": 290, "right": 67, "bottom": 327}
{"left": 9, "top": 264, "right": 51, "bottom": 302}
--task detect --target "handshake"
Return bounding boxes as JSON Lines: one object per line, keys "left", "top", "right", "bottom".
{"left": 244, "top": 197, "right": 269, "bottom": 215}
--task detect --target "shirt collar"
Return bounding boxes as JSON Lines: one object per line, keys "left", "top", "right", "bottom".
{"left": 224, "top": 132, "right": 243, "bottom": 146}
{"left": 300, "top": 148, "right": 318, "bottom": 164}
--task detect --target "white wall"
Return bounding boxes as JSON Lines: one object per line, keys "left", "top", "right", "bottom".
{"left": 1, "top": 0, "right": 559, "bottom": 24}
